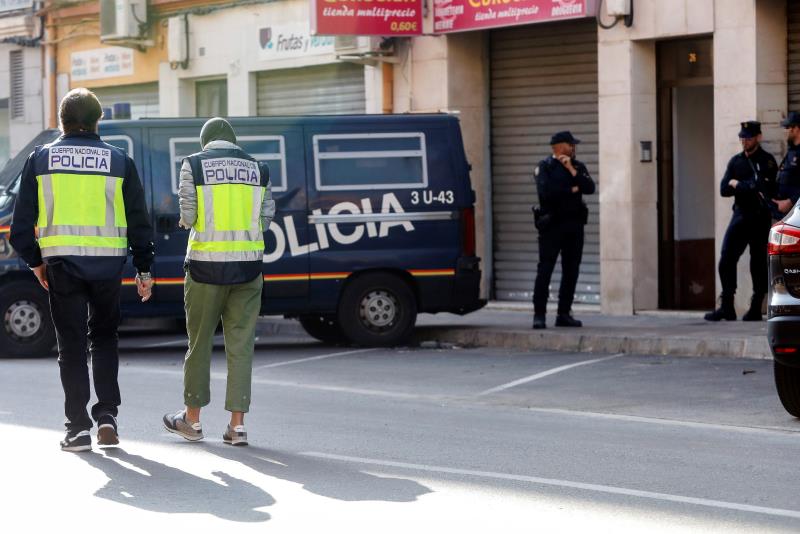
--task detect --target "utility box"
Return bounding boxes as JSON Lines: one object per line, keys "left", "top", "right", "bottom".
{"left": 605, "top": 0, "right": 631, "bottom": 17}
{"left": 100, "top": 0, "right": 147, "bottom": 42}
{"left": 167, "top": 16, "right": 188, "bottom": 65}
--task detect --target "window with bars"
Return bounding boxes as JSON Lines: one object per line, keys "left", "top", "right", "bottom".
{"left": 9, "top": 50, "right": 24, "bottom": 120}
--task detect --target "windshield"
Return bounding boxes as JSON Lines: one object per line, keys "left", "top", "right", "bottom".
{"left": 0, "top": 129, "right": 60, "bottom": 189}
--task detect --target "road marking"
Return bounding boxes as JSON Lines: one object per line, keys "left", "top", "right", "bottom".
{"left": 254, "top": 348, "right": 376, "bottom": 371}
{"left": 302, "top": 452, "right": 800, "bottom": 520}
{"left": 477, "top": 353, "right": 624, "bottom": 396}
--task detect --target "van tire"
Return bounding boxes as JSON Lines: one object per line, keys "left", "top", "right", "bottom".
{"left": 774, "top": 360, "right": 800, "bottom": 417}
{"left": 337, "top": 273, "right": 417, "bottom": 347}
{"left": 0, "top": 281, "right": 56, "bottom": 358}
{"left": 298, "top": 314, "right": 347, "bottom": 344}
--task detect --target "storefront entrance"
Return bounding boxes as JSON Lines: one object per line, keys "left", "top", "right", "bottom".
{"left": 656, "top": 37, "right": 715, "bottom": 310}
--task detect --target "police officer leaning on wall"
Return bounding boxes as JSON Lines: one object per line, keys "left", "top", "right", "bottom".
{"left": 9, "top": 88, "right": 155, "bottom": 452}
{"left": 532, "top": 131, "right": 596, "bottom": 330}
{"left": 163, "top": 117, "right": 275, "bottom": 447}
{"left": 705, "top": 120, "right": 777, "bottom": 322}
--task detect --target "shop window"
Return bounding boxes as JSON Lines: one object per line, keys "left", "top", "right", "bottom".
{"left": 196, "top": 79, "right": 228, "bottom": 117}
{"left": 168, "top": 136, "right": 286, "bottom": 194}
{"left": 313, "top": 133, "right": 428, "bottom": 191}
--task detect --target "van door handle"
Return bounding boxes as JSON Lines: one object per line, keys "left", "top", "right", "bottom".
{"left": 156, "top": 214, "right": 181, "bottom": 233}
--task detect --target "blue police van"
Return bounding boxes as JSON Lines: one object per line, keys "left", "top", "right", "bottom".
{"left": 0, "top": 114, "right": 485, "bottom": 357}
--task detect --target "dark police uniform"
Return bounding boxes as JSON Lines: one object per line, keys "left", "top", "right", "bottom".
{"left": 716, "top": 122, "right": 777, "bottom": 305}
{"left": 532, "top": 131, "right": 595, "bottom": 323}
{"left": 773, "top": 112, "right": 800, "bottom": 219}
{"left": 9, "top": 131, "right": 154, "bottom": 434}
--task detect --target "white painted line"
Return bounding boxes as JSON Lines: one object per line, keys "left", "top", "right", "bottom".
{"left": 477, "top": 353, "right": 624, "bottom": 397}
{"left": 254, "top": 348, "right": 376, "bottom": 371}
{"left": 302, "top": 452, "right": 800, "bottom": 520}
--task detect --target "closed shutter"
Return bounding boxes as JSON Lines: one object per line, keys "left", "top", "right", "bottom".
{"left": 790, "top": 0, "right": 800, "bottom": 111}
{"left": 91, "top": 82, "right": 159, "bottom": 119}
{"left": 257, "top": 63, "right": 365, "bottom": 115}
{"left": 9, "top": 50, "right": 23, "bottom": 120}
{"left": 490, "top": 19, "right": 599, "bottom": 305}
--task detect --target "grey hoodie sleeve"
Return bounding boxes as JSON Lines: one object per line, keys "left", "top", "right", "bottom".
{"left": 178, "top": 159, "right": 197, "bottom": 229}
{"left": 261, "top": 179, "right": 276, "bottom": 229}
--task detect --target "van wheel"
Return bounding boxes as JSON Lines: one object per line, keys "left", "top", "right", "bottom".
{"left": 298, "top": 314, "right": 347, "bottom": 344}
{"left": 337, "top": 273, "right": 417, "bottom": 347}
{"left": 774, "top": 360, "right": 800, "bottom": 417}
{"left": 0, "top": 281, "right": 56, "bottom": 358}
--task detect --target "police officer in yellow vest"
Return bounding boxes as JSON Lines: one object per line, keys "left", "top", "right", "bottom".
{"left": 9, "top": 88, "right": 155, "bottom": 452}
{"left": 164, "top": 118, "right": 274, "bottom": 446}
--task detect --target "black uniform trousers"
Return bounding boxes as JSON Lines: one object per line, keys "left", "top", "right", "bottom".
{"left": 533, "top": 222, "right": 585, "bottom": 316}
{"left": 46, "top": 263, "right": 122, "bottom": 432}
{"left": 718, "top": 210, "right": 771, "bottom": 299}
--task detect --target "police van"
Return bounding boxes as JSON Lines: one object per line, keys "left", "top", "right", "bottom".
{"left": 0, "top": 114, "right": 484, "bottom": 357}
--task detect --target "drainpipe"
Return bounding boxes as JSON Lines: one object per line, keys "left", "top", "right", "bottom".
{"left": 45, "top": 10, "right": 56, "bottom": 128}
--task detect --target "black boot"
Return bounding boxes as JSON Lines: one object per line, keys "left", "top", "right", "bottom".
{"left": 555, "top": 314, "right": 582, "bottom": 327}
{"left": 533, "top": 315, "right": 546, "bottom": 330}
{"left": 742, "top": 294, "right": 765, "bottom": 322}
{"left": 704, "top": 295, "right": 736, "bottom": 322}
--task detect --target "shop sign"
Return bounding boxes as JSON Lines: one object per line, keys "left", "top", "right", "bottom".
{"left": 434, "top": 0, "right": 592, "bottom": 33}
{"left": 0, "top": 0, "right": 32, "bottom": 13}
{"left": 310, "top": 0, "right": 423, "bottom": 36}
{"left": 70, "top": 47, "right": 134, "bottom": 82}
{"left": 258, "top": 22, "right": 335, "bottom": 60}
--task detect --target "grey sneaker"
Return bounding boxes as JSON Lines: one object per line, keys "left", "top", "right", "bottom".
{"left": 223, "top": 424, "right": 248, "bottom": 446}
{"left": 163, "top": 410, "right": 204, "bottom": 441}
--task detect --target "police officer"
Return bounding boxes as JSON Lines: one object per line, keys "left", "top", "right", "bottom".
{"left": 532, "top": 131, "right": 595, "bottom": 330}
{"left": 772, "top": 111, "right": 800, "bottom": 219}
{"left": 705, "top": 121, "right": 777, "bottom": 322}
{"left": 163, "top": 118, "right": 275, "bottom": 446}
{"left": 9, "top": 88, "right": 155, "bottom": 452}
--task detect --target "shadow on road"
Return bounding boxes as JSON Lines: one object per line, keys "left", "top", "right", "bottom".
{"left": 201, "top": 443, "right": 432, "bottom": 503}
{"left": 78, "top": 448, "right": 274, "bottom": 522}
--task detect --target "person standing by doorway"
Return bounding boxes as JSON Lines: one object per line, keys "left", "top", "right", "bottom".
{"left": 705, "top": 121, "right": 777, "bottom": 322}
{"left": 163, "top": 118, "right": 274, "bottom": 446}
{"left": 9, "top": 88, "right": 155, "bottom": 451}
{"left": 532, "top": 131, "right": 596, "bottom": 330}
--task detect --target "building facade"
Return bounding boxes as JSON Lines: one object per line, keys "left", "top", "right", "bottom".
{"left": 41, "top": 0, "right": 799, "bottom": 315}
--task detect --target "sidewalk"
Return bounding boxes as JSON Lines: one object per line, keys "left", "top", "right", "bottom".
{"left": 410, "top": 305, "right": 771, "bottom": 360}
{"left": 259, "top": 303, "right": 771, "bottom": 360}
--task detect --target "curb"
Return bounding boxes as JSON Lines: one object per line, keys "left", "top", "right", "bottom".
{"left": 411, "top": 327, "right": 771, "bottom": 360}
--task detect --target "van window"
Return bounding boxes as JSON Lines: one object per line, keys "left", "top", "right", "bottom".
{"left": 169, "top": 136, "right": 286, "bottom": 194}
{"left": 313, "top": 132, "right": 428, "bottom": 191}
{"left": 102, "top": 135, "right": 133, "bottom": 155}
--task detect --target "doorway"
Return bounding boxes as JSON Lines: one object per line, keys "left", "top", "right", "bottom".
{"left": 657, "top": 37, "right": 715, "bottom": 310}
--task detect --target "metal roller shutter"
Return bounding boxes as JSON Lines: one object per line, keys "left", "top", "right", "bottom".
{"left": 789, "top": 0, "right": 800, "bottom": 111}
{"left": 257, "top": 63, "right": 365, "bottom": 116}
{"left": 490, "top": 20, "right": 599, "bottom": 305}
{"left": 91, "top": 82, "right": 159, "bottom": 119}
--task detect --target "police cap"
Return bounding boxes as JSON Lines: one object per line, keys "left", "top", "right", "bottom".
{"left": 781, "top": 111, "right": 800, "bottom": 128}
{"left": 738, "top": 120, "right": 761, "bottom": 138}
{"left": 550, "top": 131, "right": 581, "bottom": 145}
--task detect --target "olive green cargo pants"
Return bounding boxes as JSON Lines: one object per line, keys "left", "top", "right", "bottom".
{"left": 183, "top": 273, "right": 263, "bottom": 413}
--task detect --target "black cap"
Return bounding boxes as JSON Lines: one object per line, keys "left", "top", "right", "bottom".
{"left": 738, "top": 120, "right": 761, "bottom": 138}
{"left": 200, "top": 117, "right": 237, "bottom": 148}
{"left": 550, "top": 131, "right": 581, "bottom": 145}
{"left": 781, "top": 112, "right": 800, "bottom": 128}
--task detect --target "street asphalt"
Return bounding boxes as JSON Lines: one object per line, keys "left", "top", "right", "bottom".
{"left": 1, "top": 326, "right": 799, "bottom": 532}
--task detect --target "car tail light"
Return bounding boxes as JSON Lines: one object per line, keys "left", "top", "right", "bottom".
{"left": 768, "top": 224, "right": 800, "bottom": 255}
{"left": 775, "top": 347, "right": 798, "bottom": 354}
{"left": 461, "top": 207, "right": 476, "bottom": 257}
